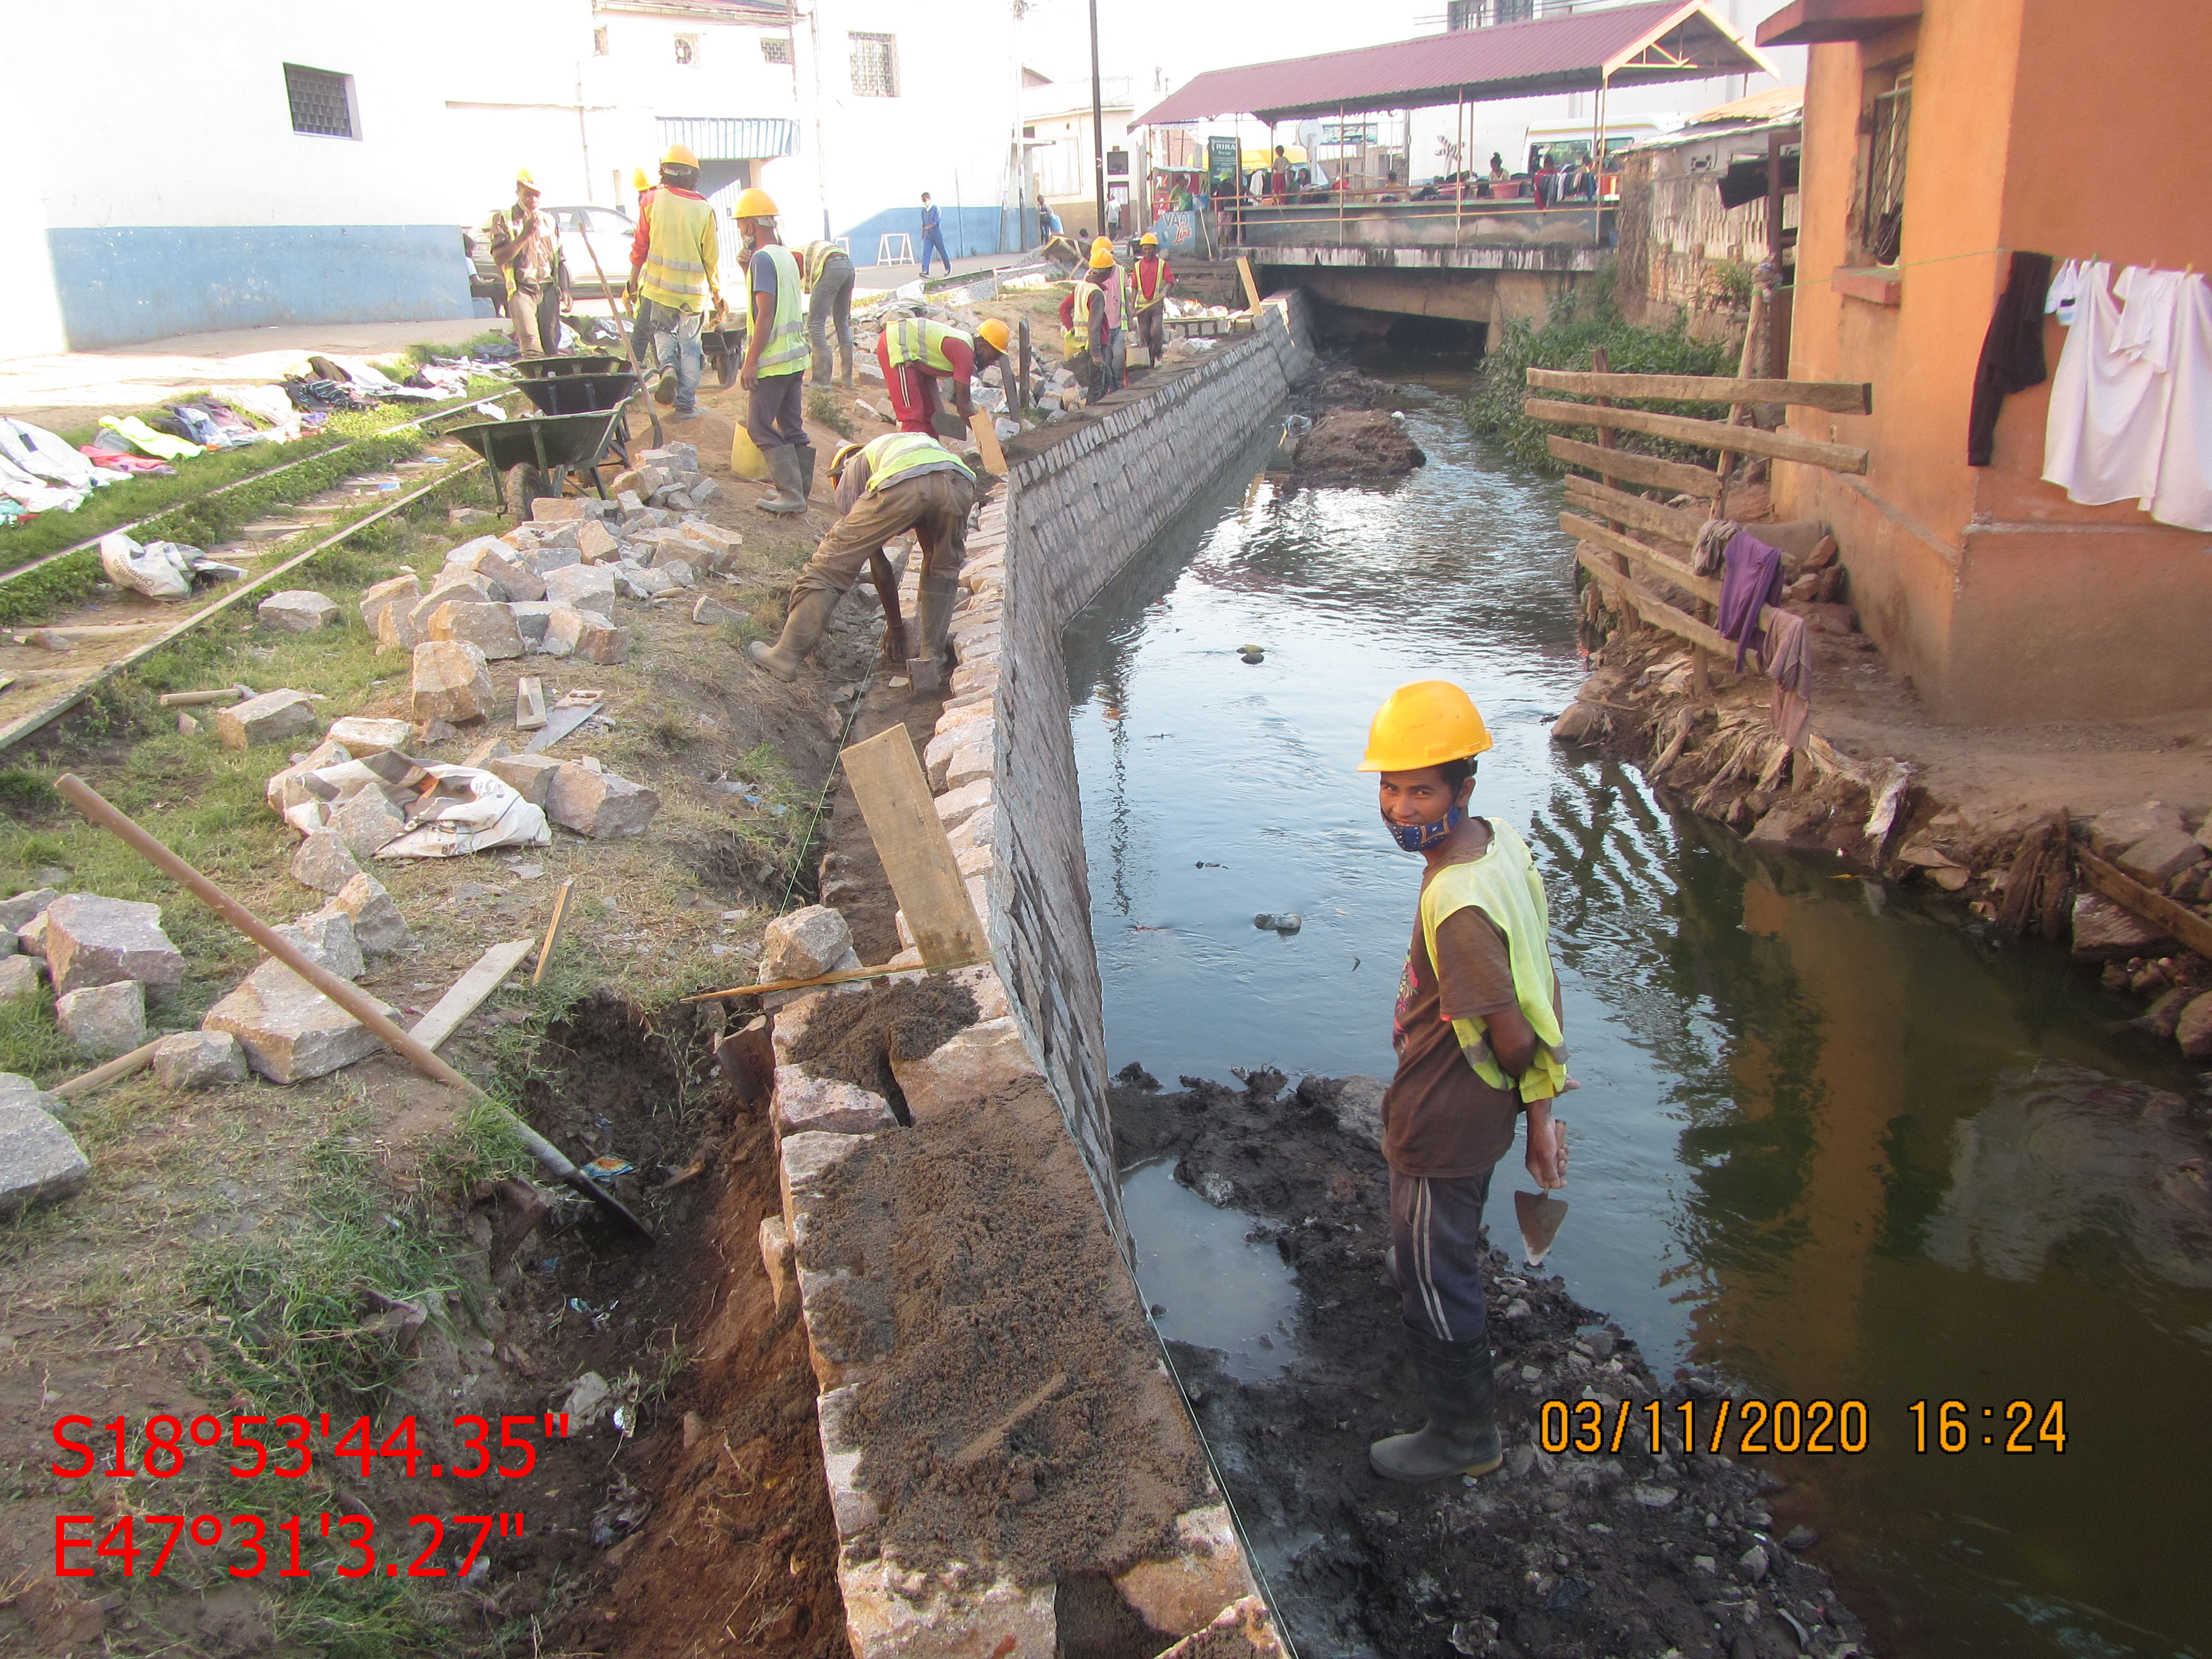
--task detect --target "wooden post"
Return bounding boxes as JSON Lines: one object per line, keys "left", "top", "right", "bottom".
{"left": 837, "top": 725, "right": 989, "bottom": 969}
{"left": 1016, "top": 319, "right": 1032, "bottom": 415}
{"left": 1236, "top": 255, "right": 1262, "bottom": 313}
{"left": 1587, "top": 345, "right": 1638, "bottom": 644}
{"left": 1766, "top": 128, "right": 1791, "bottom": 381}
{"left": 1714, "top": 288, "right": 1766, "bottom": 520}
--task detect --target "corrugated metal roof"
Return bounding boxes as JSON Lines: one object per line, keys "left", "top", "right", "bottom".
{"left": 1688, "top": 84, "right": 1803, "bottom": 125}
{"left": 1135, "top": 1, "right": 1772, "bottom": 126}
{"left": 657, "top": 116, "right": 799, "bottom": 159}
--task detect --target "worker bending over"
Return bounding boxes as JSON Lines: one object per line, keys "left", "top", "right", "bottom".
{"left": 797, "top": 237, "right": 857, "bottom": 388}
{"left": 1058, "top": 242, "right": 1124, "bottom": 398}
{"left": 1360, "top": 681, "right": 1568, "bottom": 1484}
{"left": 490, "top": 169, "right": 565, "bottom": 360}
{"left": 732, "top": 187, "right": 813, "bottom": 513}
{"left": 878, "top": 317, "right": 1009, "bottom": 436}
{"left": 627, "top": 144, "right": 721, "bottom": 420}
{"left": 1130, "top": 232, "right": 1174, "bottom": 367}
{"left": 747, "top": 432, "right": 973, "bottom": 691}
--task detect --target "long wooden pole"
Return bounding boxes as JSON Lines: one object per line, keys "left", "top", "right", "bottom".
{"left": 52, "top": 776, "right": 651, "bottom": 1241}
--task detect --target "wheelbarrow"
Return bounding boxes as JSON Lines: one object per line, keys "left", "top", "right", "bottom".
{"left": 444, "top": 408, "right": 632, "bottom": 519}
{"left": 512, "top": 368, "right": 639, "bottom": 417}
{"left": 703, "top": 323, "right": 747, "bottom": 388}
{"left": 511, "top": 354, "right": 630, "bottom": 380}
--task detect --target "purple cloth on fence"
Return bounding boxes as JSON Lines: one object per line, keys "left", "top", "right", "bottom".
{"left": 1716, "top": 530, "right": 1785, "bottom": 670}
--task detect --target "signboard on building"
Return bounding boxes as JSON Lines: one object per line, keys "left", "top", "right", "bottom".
{"left": 1207, "top": 134, "right": 1239, "bottom": 193}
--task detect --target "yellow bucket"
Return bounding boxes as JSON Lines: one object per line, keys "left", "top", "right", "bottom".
{"left": 729, "top": 421, "right": 769, "bottom": 480}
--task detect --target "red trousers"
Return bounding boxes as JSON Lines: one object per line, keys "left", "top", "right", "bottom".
{"left": 877, "top": 335, "right": 944, "bottom": 434}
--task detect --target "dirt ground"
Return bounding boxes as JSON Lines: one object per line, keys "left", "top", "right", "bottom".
{"left": 1109, "top": 1069, "right": 1871, "bottom": 1659}
{"left": 1291, "top": 410, "right": 1428, "bottom": 484}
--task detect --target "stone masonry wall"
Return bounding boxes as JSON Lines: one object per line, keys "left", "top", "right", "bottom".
{"left": 991, "top": 291, "right": 1317, "bottom": 1233}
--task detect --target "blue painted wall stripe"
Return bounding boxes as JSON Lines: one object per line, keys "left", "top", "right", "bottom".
{"left": 837, "top": 206, "right": 1030, "bottom": 265}
{"left": 47, "top": 225, "right": 477, "bottom": 350}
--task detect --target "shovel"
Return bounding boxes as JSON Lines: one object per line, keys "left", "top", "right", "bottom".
{"left": 1513, "top": 1119, "right": 1568, "bottom": 1268}
{"left": 54, "top": 775, "right": 653, "bottom": 1243}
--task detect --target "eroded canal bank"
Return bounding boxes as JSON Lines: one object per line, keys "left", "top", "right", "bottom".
{"left": 1067, "top": 366, "right": 2211, "bottom": 1659}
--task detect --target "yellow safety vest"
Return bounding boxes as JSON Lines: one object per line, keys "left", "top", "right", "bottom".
{"left": 747, "top": 243, "right": 808, "bottom": 375}
{"left": 639, "top": 191, "right": 718, "bottom": 312}
{"left": 797, "top": 240, "right": 848, "bottom": 288}
{"left": 1134, "top": 258, "right": 1168, "bottom": 306}
{"left": 1417, "top": 821, "right": 1569, "bottom": 1103}
{"left": 860, "top": 431, "right": 973, "bottom": 493}
{"left": 884, "top": 319, "right": 971, "bottom": 374}
{"left": 1065, "top": 283, "right": 1098, "bottom": 357}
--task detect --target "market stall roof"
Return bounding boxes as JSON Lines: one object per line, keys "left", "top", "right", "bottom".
{"left": 1134, "top": 0, "right": 1773, "bottom": 127}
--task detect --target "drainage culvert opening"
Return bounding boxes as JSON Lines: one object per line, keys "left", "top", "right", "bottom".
{"left": 1383, "top": 313, "right": 1486, "bottom": 357}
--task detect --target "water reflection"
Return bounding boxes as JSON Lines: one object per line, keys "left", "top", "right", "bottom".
{"left": 1070, "top": 383, "right": 2212, "bottom": 1658}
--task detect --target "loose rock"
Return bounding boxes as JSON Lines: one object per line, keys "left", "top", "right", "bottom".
{"left": 55, "top": 980, "right": 146, "bottom": 1057}
{"left": 545, "top": 606, "right": 632, "bottom": 664}
{"left": 358, "top": 575, "right": 422, "bottom": 638}
{"left": 0, "top": 889, "right": 60, "bottom": 932}
{"left": 2177, "top": 991, "right": 2212, "bottom": 1058}
{"left": 257, "top": 589, "right": 340, "bottom": 632}
{"left": 427, "top": 600, "right": 526, "bottom": 661}
{"left": 43, "top": 895, "right": 184, "bottom": 1003}
{"left": 762, "top": 905, "right": 852, "bottom": 982}
{"left": 290, "top": 830, "right": 366, "bottom": 896}
{"left": 217, "top": 688, "right": 318, "bottom": 750}
{"left": 545, "top": 765, "right": 661, "bottom": 838}
{"left": 486, "top": 753, "right": 564, "bottom": 806}
{"left": 152, "top": 1031, "right": 248, "bottom": 1091}
{"left": 202, "top": 961, "right": 397, "bottom": 1084}
{"left": 0, "top": 1103, "right": 90, "bottom": 1217}
{"left": 268, "top": 911, "right": 364, "bottom": 980}
{"left": 410, "top": 640, "right": 496, "bottom": 724}
{"left": 324, "top": 716, "right": 413, "bottom": 755}
{"left": 543, "top": 564, "right": 619, "bottom": 607}
{"left": 326, "top": 789, "right": 406, "bottom": 861}
{"left": 0, "top": 957, "right": 40, "bottom": 1001}
{"left": 317, "top": 873, "right": 413, "bottom": 958}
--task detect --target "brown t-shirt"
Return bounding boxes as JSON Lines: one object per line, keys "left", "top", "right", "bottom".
{"left": 1381, "top": 831, "right": 1525, "bottom": 1180}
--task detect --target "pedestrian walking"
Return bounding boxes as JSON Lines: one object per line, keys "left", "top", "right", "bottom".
{"left": 1357, "top": 680, "right": 1569, "bottom": 1485}
{"left": 731, "top": 187, "right": 811, "bottom": 513}
{"left": 626, "top": 144, "right": 721, "bottom": 419}
{"left": 919, "top": 192, "right": 951, "bottom": 276}
{"left": 798, "top": 237, "right": 856, "bottom": 388}
{"left": 748, "top": 431, "right": 975, "bottom": 688}
{"left": 491, "top": 169, "right": 566, "bottom": 358}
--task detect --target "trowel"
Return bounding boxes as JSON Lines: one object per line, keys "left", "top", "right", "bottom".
{"left": 1514, "top": 1121, "right": 1569, "bottom": 1267}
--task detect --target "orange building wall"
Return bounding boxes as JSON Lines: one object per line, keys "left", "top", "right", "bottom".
{"left": 1777, "top": 0, "right": 2212, "bottom": 724}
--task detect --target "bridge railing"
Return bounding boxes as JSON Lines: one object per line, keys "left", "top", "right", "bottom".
{"left": 1217, "top": 196, "right": 1616, "bottom": 252}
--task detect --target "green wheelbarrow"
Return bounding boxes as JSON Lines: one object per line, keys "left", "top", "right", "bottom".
{"left": 444, "top": 408, "right": 634, "bottom": 520}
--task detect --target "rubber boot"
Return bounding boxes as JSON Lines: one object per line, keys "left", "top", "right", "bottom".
{"left": 796, "top": 442, "right": 818, "bottom": 503}
{"left": 904, "top": 567, "right": 961, "bottom": 691}
{"left": 1368, "top": 1325, "right": 1503, "bottom": 1484}
{"left": 747, "top": 586, "right": 839, "bottom": 680}
{"left": 841, "top": 347, "right": 854, "bottom": 389}
{"left": 755, "top": 444, "right": 808, "bottom": 515}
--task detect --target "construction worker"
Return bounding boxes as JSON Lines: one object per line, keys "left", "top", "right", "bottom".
{"left": 797, "top": 237, "right": 857, "bottom": 388}
{"left": 1358, "top": 680, "right": 1568, "bottom": 1486}
{"left": 1094, "top": 237, "right": 1127, "bottom": 392}
{"left": 627, "top": 144, "right": 722, "bottom": 420}
{"left": 625, "top": 167, "right": 657, "bottom": 367}
{"left": 877, "top": 316, "right": 1008, "bottom": 436}
{"left": 748, "top": 431, "right": 974, "bottom": 690}
{"left": 1130, "top": 232, "right": 1174, "bottom": 367}
{"left": 731, "top": 187, "right": 812, "bottom": 513}
{"left": 1060, "top": 242, "right": 1121, "bottom": 398}
{"left": 490, "top": 169, "right": 565, "bottom": 359}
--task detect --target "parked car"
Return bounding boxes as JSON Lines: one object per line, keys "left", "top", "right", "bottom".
{"left": 461, "top": 205, "right": 639, "bottom": 302}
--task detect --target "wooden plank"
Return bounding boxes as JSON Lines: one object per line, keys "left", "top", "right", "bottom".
{"left": 1577, "top": 548, "right": 1734, "bottom": 659}
{"left": 50, "top": 1038, "right": 163, "bottom": 1101}
{"left": 531, "top": 877, "right": 576, "bottom": 987}
{"left": 1561, "top": 513, "right": 1719, "bottom": 604}
{"left": 1236, "top": 255, "right": 1262, "bottom": 313}
{"left": 514, "top": 675, "right": 547, "bottom": 732}
{"left": 968, "top": 411, "right": 1008, "bottom": 477}
{"left": 523, "top": 697, "right": 601, "bottom": 753}
{"left": 158, "top": 686, "right": 248, "bottom": 708}
{"left": 682, "top": 960, "right": 925, "bottom": 1004}
{"left": 407, "top": 938, "right": 535, "bottom": 1052}
{"left": 1527, "top": 367, "right": 1871, "bottom": 414}
{"left": 1525, "top": 397, "right": 1871, "bottom": 475}
{"left": 838, "top": 724, "right": 989, "bottom": 970}
{"left": 1546, "top": 434, "right": 1721, "bottom": 497}
{"left": 1563, "top": 474, "right": 1703, "bottom": 545}
{"left": 2076, "top": 846, "right": 2212, "bottom": 961}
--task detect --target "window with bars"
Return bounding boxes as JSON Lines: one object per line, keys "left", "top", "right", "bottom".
{"left": 283, "top": 64, "right": 356, "bottom": 139}
{"left": 761, "top": 35, "right": 791, "bottom": 64}
{"left": 849, "top": 32, "right": 899, "bottom": 98}
{"left": 1862, "top": 69, "right": 1911, "bottom": 265}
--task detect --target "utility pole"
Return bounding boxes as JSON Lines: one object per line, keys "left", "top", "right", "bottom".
{"left": 1089, "top": 0, "right": 1108, "bottom": 240}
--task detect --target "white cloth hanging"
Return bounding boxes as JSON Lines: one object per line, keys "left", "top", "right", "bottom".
{"left": 2045, "top": 258, "right": 2085, "bottom": 326}
{"left": 2042, "top": 262, "right": 2175, "bottom": 508}
{"left": 2147, "top": 273, "right": 2212, "bottom": 532}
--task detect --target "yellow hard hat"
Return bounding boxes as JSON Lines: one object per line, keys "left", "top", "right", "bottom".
{"left": 733, "top": 186, "right": 779, "bottom": 220}
{"left": 1092, "top": 235, "right": 1113, "bottom": 252}
{"left": 975, "top": 318, "right": 1011, "bottom": 353}
{"left": 1358, "top": 681, "right": 1494, "bottom": 772}
{"left": 515, "top": 168, "right": 536, "bottom": 187}
{"left": 661, "top": 143, "right": 700, "bottom": 169}
{"left": 1089, "top": 245, "right": 1117, "bottom": 269}
{"left": 827, "top": 441, "right": 866, "bottom": 483}
{"left": 632, "top": 168, "right": 650, "bottom": 191}
{"left": 1140, "top": 232, "right": 1160, "bottom": 247}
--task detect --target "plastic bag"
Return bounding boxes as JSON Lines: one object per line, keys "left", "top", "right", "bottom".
{"left": 98, "top": 533, "right": 195, "bottom": 599}
{"left": 375, "top": 765, "right": 550, "bottom": 858}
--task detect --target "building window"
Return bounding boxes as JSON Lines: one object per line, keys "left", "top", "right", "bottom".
{"left": 761, "top": 35, "right": 791, "bottom": 64}
{"left": 593, "top": 26, "right": 609, "bottom": 55}
{"left": 1447, "top": 0, "right": 1533, "bottom": 26}
{"left": 283, "top": 64, "right": 356, "bottom": 139}
{"left": 1861, "top": 67, "right": 1911, "bottom": 265}
{"left": 1106, "top": 148, "right": 1128, "bottom": 178}
{"left": 674, "top": 33, "right": 698, "bottom": 65}
{"left": 849, "top": 32, "right": 899, "bottom": 98}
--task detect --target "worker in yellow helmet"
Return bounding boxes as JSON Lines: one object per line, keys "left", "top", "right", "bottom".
{"left": 489, "top": 167, "right": 566, "bottom": 359}
{"left": 1356, "top": 680, "right": 1567, "bottom": 1486}
{"left": 726, "top": 184, "right": 812, "bottom": 512}
{"left": 625, "top": 168, "right": 659, "bottom": 366}
{"left": 1067, "top": 240, "right": 1124, "bottom": 398}
{"left": 1130, "top": 231, "right": 1173, "bottom": 368}
{"left": 877, "top": 316, "right": 1008, "bottom": 436}
{"left": 626, "top": 143, "right": 721, "bottom": 420}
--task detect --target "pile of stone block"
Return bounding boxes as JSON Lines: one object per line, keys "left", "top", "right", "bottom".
{"left": 201, "top": 904, "right": 398, "bottom": 1086}
{"left": 0, "top": 888, "right": 185, "bottom": 1063}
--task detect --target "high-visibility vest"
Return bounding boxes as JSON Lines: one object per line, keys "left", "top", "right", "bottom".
{"left": 797, "top": 240, "right": 848, "bottom": 288}
{"left": 1416, "top": 821, "right": 1569, "bottom": 1103}
{"left": 1134, "top": 258, "right": 1169, "bottom": 306}
{"left": 884, "top": 319, "right": 971, "bottom": 374}
{"left": 747, "top": 243, "right": 808, "bottom": 374}
{"left": 1065, "top": 282, "right": 1099, "bottom": 356}
{"left": 639, "top": 191, "right": 717, "bottom": 311}
{"left": 859, "top": 431, "right": 973, "bottom": 494}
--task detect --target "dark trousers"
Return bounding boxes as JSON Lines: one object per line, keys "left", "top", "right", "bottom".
{"left": 748, "top": 369, "right": 806, "bottom": 452}
{"left": 1390, "top": 1166, "right": 1494, "bottom": 1343}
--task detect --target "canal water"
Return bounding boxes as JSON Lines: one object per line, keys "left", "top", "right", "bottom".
{"left": 1063, "top": 373, "right": 2212, "bottom": 1659}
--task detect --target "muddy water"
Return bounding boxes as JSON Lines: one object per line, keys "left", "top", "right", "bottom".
{"left": 1063, "top": 380, "right": 2212, "bottom": 1659}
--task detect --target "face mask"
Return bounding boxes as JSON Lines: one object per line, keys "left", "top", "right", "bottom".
{"left": 1386, "top": 804, "right": 1463, "bottom": 853}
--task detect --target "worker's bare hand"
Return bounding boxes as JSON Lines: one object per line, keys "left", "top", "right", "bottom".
{"left": 1525, "top": 1112, "right": 1568, "bottom": 1191}
{"left": 739, "top": 363, "right": 759, "bottom": 392}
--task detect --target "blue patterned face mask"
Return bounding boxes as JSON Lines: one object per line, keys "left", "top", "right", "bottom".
{"left": 1386, "top": 804, "right": 1463, "bottom": 852}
